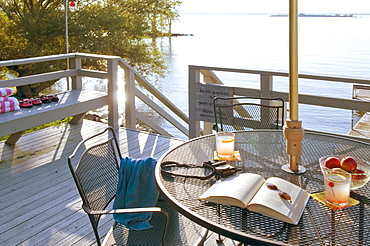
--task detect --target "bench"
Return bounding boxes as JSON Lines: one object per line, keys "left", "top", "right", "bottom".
{"left": 0, "top": 53, "right": 122, "bottom": 145}
{"left": 0, "top": 89, "right": 108, "bottom": 145}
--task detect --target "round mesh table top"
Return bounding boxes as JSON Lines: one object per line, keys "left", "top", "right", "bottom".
{"left": 155, "top": 130, "right": 370, "bottom": 245}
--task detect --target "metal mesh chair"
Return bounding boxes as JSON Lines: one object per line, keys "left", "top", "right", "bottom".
{"left": 68, "top": 127, "right": 207, "bottom": 246}
{"left": 213, "top": 96, "right": 285, "bottom": 131}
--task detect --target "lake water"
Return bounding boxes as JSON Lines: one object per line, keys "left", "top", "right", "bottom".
{"left": 155, "top": 13, "right": 370, "bottom": 138}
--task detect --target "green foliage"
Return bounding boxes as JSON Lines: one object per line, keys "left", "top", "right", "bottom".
{"left": 0, "top": 0, "right": 181, "bottom": 94}
{"left": 0, "top": 68, "right": 6, "bottom": 80}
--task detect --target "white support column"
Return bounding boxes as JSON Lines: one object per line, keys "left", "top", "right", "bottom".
{"left": 124, "top": 67, "right": 136, "bottom": 129}
{"left": 107, "top": 58, "right": 119, "bottom": 130}
{"left": 188, "top": 66, "right": 201, "bottom": 139}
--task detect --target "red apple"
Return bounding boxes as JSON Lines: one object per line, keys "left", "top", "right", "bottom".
{"left": 340, "top": 156, "right": 357, "bottom": 172}
{"left": 351, "top": 168, "right": 367, "bottom": 180}
{"left": 325, "top": 156, "right": 341, "bottom": 169}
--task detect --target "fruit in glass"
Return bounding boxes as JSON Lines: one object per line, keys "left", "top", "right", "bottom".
{"left": 325, "top": 156, "right": 341, "bottom": 169}
{"left": 340, "top": 156, "right": 357, "bottom": 172}
{"left": 319, "top": 155, "right": 370, "bottom": 190}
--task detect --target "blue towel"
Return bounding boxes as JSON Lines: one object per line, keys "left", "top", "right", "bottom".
{"left": 113, "top": 157, "right": 159, "bottom": 230}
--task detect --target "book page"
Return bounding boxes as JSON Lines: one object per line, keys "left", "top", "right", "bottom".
{"left": 199, "top": 173, "right": 265, "bottom": 207}
{"left": 247, "top": 177, "right": 309, "bottom": 224}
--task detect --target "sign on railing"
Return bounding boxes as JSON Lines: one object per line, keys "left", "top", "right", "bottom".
{"left": 195, "top": 82, "right": 233, "bottom": 122}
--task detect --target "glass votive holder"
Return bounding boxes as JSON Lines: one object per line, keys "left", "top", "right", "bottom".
{"left": 215, "top": 132, "right": 235, "bottom": 158}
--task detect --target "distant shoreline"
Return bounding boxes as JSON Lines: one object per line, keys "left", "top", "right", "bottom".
{"left": 271, "top": 13, "right": 354, "bottom": 17}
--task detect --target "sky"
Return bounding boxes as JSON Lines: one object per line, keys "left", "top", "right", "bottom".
{"left": 178, "top": 0, "right": 370, "bottom": 14}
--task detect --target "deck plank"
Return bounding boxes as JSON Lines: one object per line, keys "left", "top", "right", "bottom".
{"left": 348, "top": 112, "right": 370, "bottom": 138}
{"left": 0, "top": 120, "right": 238, "bottom": 246}
{"left": 0, "top": 120, "right": 184, "bottom": 245}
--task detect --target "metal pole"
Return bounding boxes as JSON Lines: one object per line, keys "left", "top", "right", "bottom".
{"left": 289, "top": 0, "right": 298, "bottom": 122}
{"left": 282, "top": 0, "right": 306, "bottom": 174}
{"left": 64, "top": 0, "right": 69, "bottom": 54}
{"left": 64, "top": 0, "right": 70, "bottom": 90}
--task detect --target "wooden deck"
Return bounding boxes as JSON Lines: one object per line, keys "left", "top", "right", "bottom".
{"left": 348, "top": 112, "right": 370, "bottom": 138}
{"left": 0, "top": 120, "right": 238, "bottom": 246}
{"left": 348, "top": 85, "right": 370, "bottom": 138}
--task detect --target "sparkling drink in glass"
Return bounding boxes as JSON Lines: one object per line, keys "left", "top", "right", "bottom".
{"left": 324, "top": 168, "right": 351, "bottom": 206}
{"left": 215, "top": 132, "right": 235, "bottom": 158}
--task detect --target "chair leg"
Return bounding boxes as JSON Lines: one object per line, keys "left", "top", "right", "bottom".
{"left": 216, "top": 233, "right": 245, "bottom": 246}
{"left": 194, "top": 228, "right": 209, "bottom": 246}
{"left": 216, "top": 233, "right": 225, "bottom": 243}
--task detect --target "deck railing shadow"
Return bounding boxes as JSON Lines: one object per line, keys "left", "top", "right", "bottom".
{"left": 0, "top": 120, "right": 187, "bottom": 245}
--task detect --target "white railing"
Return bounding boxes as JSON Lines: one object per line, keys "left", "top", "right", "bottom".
{"left": 189, "top": 65, "right": 370, "bottom": 141}
{"left": 0, "top": 53, "right": 187, "bottom": 138}
{"left": 119, "top": 58, "right": 188, "bottom": 136}
{"left": 1, "top": 54, "right": 370, "bottom": 143}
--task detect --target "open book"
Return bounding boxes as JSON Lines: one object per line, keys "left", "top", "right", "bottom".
{"left": 199, "top": 173, "right": 310, "bottom": 225}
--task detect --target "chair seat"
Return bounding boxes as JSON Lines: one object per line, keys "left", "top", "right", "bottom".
{"left": 103, "top": 200, "right": 207, "bottom": 246}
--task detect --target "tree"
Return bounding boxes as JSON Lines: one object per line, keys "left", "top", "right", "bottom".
{"left": 0, "top": 0, "right": 181, "bottom": 97}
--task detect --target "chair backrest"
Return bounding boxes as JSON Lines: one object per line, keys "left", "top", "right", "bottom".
{"left": 213, "top": 96, "right": 285, "bottom": 131}
{"left": 68, "top": 127, "right": 122, "bottom": 243}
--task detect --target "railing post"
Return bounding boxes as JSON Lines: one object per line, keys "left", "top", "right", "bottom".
{"left": 107, "top": 58, "right": 119, "bottom": 130}
{"left": 70, "top": 57, "right": 82, "bottom": 90}
{"left": 202, "top": 73, "right": 215, "bottom": 135}
{"left": 260, "top": 74, "right": 275, "bottom": 124}
{"left": 260, "top": 74, "right": 273, "bottom": 98}
{"left": 124, "top": 67, "right": 136, "bottom": 129}
{"left": 189, "top": 66, "right": 201, "bottom": 139}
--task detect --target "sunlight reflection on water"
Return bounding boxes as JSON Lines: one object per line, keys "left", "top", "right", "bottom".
{"left": 48, "top": 14, "right": 370, "bottom": 139}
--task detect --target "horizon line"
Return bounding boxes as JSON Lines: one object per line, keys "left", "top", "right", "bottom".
{"left": 178, "top": 12, "right": 370, "bottom": 15}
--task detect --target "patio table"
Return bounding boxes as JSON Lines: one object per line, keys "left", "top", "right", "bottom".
{"left": 155, "top": 130, "right": 370, "bottom": 245}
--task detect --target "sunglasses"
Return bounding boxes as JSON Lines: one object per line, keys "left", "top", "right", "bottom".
{"left": 266, "top": 183, "right": 292, "bottom": 202}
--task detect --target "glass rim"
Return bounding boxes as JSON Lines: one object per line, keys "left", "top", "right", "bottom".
{"left": 326, "top": 173, "right": 350, "bottom": 182}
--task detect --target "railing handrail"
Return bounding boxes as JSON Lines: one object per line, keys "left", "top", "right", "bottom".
{"left": 190, "top": 65, "right": 370, "bottom": 84}
{"left": 188, "top": 65, "right": 370, "bottom": 139}
{"left": 0, "top": 53, "right": 121, "bottom": 67}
